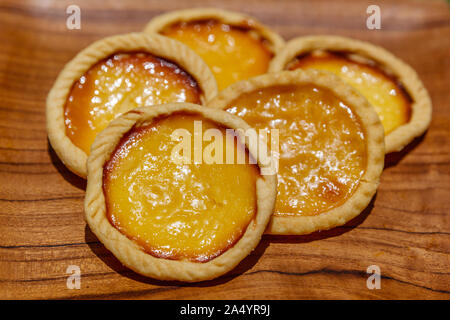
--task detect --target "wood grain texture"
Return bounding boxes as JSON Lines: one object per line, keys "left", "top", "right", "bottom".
{"left": 0, "top": 0, "right": 449, "bottom": 299}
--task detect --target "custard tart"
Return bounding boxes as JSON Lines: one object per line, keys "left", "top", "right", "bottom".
{"left": 209, "top": 70, "right": 385, "bottom": 235}
{"left": 85, "top": 103, "right": 277, "bottom": 281}
{"left": 47, "top": 33, "right": 217, "bottom": 178}
{"left": 269, "top": 35, "right": 432, "bottom": 153}
{"left": 144, "top": 8, "right": 285, "bottom": 91}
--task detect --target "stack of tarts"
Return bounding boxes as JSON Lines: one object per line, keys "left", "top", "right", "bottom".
{"left": 46, "top": 8, "right": 432, "bottom": 282}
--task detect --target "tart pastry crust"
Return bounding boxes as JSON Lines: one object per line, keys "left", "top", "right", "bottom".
{"left": 143, "top": 8, "right": 285, "bottom": 55}
{"left": 208, "top": 70, "right": 385, "bottom": 235}
{"left": 269, "top": 35, "right": 432, "bottom": 154}
{"left": 84, "top": 103, "right": 277, "bottom": 281}
{"left": 47, "top": 33, "right": 218, "bottom": 178}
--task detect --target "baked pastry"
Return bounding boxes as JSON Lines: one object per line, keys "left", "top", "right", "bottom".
{"left": 208, "top": 70, "right": 385, "bottom": 235}
{"left": 144, "top": 8, "right": 285, "bottom": 90}
{"left": 84, "top": 103, "right": 277, "bottom": 281}
{"left": 269, "top": 35, "right": 432, "bottom": 153}
{"left": 47, "top": 33, "right": 217, "bottom": 178}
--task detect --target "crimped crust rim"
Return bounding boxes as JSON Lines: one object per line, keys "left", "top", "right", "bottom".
{"left": 269, "top": 35, "right": 432, "bottom": 154}
{"left": 143, "top": 8, "right": 285, "bottom": 54}
{"left": 85, "top": 102, "right": 277, "bottom": 281}
{"left": 46, "top": 32, "right": 218, "bottom": 178}
{"left": 208, "top": 69, "right": 385, "bottom": 235}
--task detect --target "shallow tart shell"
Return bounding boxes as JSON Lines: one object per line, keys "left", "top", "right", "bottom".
{"left": 84, "top": 103, "right": 277, "bottom": 282}
{"left": 208, "top": 69, "right": 385, "bottom": 235}
{"left": 46, "top": 33, "right": 218, "bottom": 178}
{"left": 269, "top": 35, "right": 432, "bottom": 154}
{"left": 143, "top": 8, "right": 285, "bottom": 60}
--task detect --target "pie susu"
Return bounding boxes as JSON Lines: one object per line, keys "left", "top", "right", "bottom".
{"left": 47, "top": 33, "right": 218, "bottom": 178}
{"left": 144, "top": 8, "right": 285, "bottom": 91}
{"left": 269, "top": 35, "right": 432, "bottom": 153}
{"left": 209, "top": 70, "right": 385, "bottom": 235}
{"left": 84, "top": 103, "right": 277, "bottom": 281}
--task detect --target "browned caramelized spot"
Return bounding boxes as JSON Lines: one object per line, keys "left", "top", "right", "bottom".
{"left": 64, "top": 52, "right": 202, "bottom": 154}
{"left": 161, "top": 20, "right": 272, "bottom": 90}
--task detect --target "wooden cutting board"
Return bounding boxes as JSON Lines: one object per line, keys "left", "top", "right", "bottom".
{"left": 0, "top": 0, "right": 448, "bottom": 299}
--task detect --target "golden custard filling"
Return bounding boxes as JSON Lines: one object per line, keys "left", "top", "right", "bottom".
{"left": 226, "top": 85, "right": 367, "bottom": 216}
{"left": 103, "top": 114, "right": 259, "bottom": 262}
{"left": 161, "top": 20, "right": 273, "bottom": 90}
{"left": 288, "top": 51, "right": 411, "bottom": 135}
{"left": 64, "top": 53, "right": 202, "bottom": 154}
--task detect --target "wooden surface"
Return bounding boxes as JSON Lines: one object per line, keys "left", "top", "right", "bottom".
{"left": 0, "top": 0, "right": 449, "bottom": 300}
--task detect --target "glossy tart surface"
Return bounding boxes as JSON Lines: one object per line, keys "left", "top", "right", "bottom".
{"left": 103, "top": 113, "right": 259, "bottom": 262}
{"left": 209, "top": 70, "right": 385, "bottom": 235}
{"left": 226, "top": 84, "right": 366, "bottom": 216}
{"left": 47, "top": 33, "right": 218, "bottom": 178}
{"left": 85, "top": 103, "right": 277, "bottom": 281}
{"left": 289, "top": 51, "right": 411, "bottom": 135}
{"left": 161, "top": 20, "right": 273, "bottom": 90}
{"left": 269, "top": 36, "right": 432, "bottom": 154}
{"left": 65, "top": 53, "right": 202, "bottom": 154}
